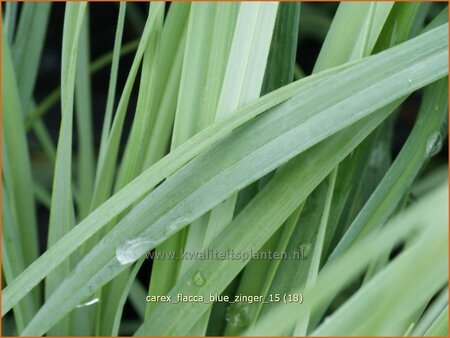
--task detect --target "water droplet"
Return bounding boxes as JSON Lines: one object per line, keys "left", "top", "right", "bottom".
{"left": 425, "top": 132, "right": 443, "bottom": 159}
{"left": 116, "top": 237, "right": 154, "bottom": 265}
{"left": 192, "top": 270, "right": 206, "bottom": 286}
{"left": 76, "top": 297, "right": 99, "bottom": 308}
{"left": 225, "top": 303, "right": 251, "bottom": 328}
{"left": 408, "top": 78, "right": 412, "bottom": 83}
{"left": 300, "top": 242, "right": 312, "bottom": 259}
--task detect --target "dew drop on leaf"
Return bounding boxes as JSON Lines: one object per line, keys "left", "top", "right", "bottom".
{"left": 76, "top": 297, "right": 99, "bottom": 308}
{"left": 225, "top": 303, "right": 251, "bottom": 328}
{"left": 425, "top": 131, "right": 443, "bottom": 159}
{"left": 192, "top": 270, "right": 206, "bottom": 286}
{"left": 115, "top": 237, "right": 154, "bottom": 265}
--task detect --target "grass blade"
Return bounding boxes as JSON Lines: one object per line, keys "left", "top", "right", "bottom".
{"left": 75, "top": 9, "right": 95, "bottom": 220}
{"left": 110, "top": 258, "right": 144, "bottom": 336}
{"left": 314, "top": 2, "right": 393, "bottom": 71}
{"left": 312, "top": 217, "right": 447, "bottom": 335}
{"left": 164, "top": 3, "right": 241, "bottom": 333}
{"left": 137, "top": 106, "right": 396, "bottom": 335}
{"left": 424, "top": 306, "right": 448, "bottom": 336}
{"left": 293, "top": 170, "right": 337, "bottom": 335}
{"left": 115, "top": 3, "right": 163, "bottom": 191}
{"left": 96, "top": 4, "right": 164, "bottom": 334}
{"left": 413, "top": 288, "right": 448, "bottom": 335}
{"left": 140, "top": 2, "right": 191, "bottom": 168}
{"left": 97, "top": 3, "right": 126, "bottom": 167}
{"left": 262, "top": 2, "right": 300, "bottom": 95}
{"left": 3, "top": 5, "right": 448, "bottom": 335}
{"left": 147, "top": 2, "right": 237, "bottom": 321}
{"left": 330, "top": 77, "right": 448, "bottom": 259}
{"left": 3, "top": 56, "right": 341, "bottom": 317}
{"left": 1, "top": 180, "right": 36, "bottom": 332}
{"left": 12, "top": 2, "right": 51, "bottom": 115}
{"left": 4, "top": 2, "right": 18, "bottom": 42}
{"left": 223, "top": 3, "right": 300, "bottom": 334}
{"left": 258, "top": 4, "right": 394, "bottom": 332}
{"left": 44, "top": 3, "right": 87, "bottom": 334}
{"left": 90, "top": 4, "right": 164, "bottom": 211}
{"left": 19, "top": 25, "right": 448, "bottom": 335}
{"left": 248, "top": 184, "right": 447, "bottom": 335}
{"left": 1, "top": 35, "right": 39, "bottom": 272}
{"left": 199, "top": 1, "right": 279, "bottom": 282}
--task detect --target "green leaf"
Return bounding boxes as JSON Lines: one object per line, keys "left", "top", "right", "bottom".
{"left": 137, "top": 106, "right": 396, "bottom": 336}
{"left": 373, "top": 2, "right": 420, "bottom": 51}
{"left": 424, "top": 306, "right": 448, "bottom": 336}
{"left": 330, "top": 77, "right": 448, "bottom": 260}
{"left": 261, "top": 4, "right": 395, "bottom": 333}
{"left": 314, "top": 2, "right": 393, "bottom": 71}
{"left": 44, "top": 3, "right": 87, "bottom": 334}
{"left": 115, "top": 3, "right": 163, "bottom": 191}
{"left": 3, "top": 5, "right": 449, "bottom": 335}
{"left": 96, "top": 4, "right": 165, "bottom": 334}
{"left": 97, "top": 3, "right": 126, "bottom": 171}
{"left": 141, "top": 2, "right": 191, "bottom": 168}
{"left": 2, "top": 35, "right": 42, "bottom": 322}
{"left": 194, "top": 0, "right": 278, "bottom": 286}
{"left": 12, "top": 2, "right": 51, "bottom": 115}
{"left": 19, "top": 25, "right": 448, "bottom": 335}
{"left": 248, "top": 183, "right": 447, "bottom": 335}
{"left": 3, "top": 53, "right": 337, "bottom": 318}
{"left": 89, "top": 4, "right": 164, "bottom": 211}
{"left": 4, "top": 2, "right": 19, "bottom": 42}
{"left": 262, "top": 2, "right": 300, "bottom": 95}
{"left": 2, "top": 34, "right": 39, "bottom": 273}
{"left": 312, "top": 212, "right": 447, "bottom": 335}
{"left": 293, "top": 169, "right": 337, "bottom": 335}
{"left": 224, "top": 3, "right": 300, "bottom": 334}
{"left": 1, "top": 181, "right": 36, "bottom": 332}
{"left": 75, "top": 9, "right": 95, "bottom": 220}
{"left": 413, "top": 288, "right": 448, "bottom": 335}
{"left": 111, "top": 258, "right": 144, "bottom": 336}
{"left": 147, "top": 3, "right": 238, "bottom": 323}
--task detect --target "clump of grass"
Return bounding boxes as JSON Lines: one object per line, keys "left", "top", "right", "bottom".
{"left": 2, "top": 2, "right": 448, "bottom": 336}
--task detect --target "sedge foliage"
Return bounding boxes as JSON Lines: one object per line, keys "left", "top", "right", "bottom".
{"left": 1, "top": 2, "right": 448, "bottom": 336}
